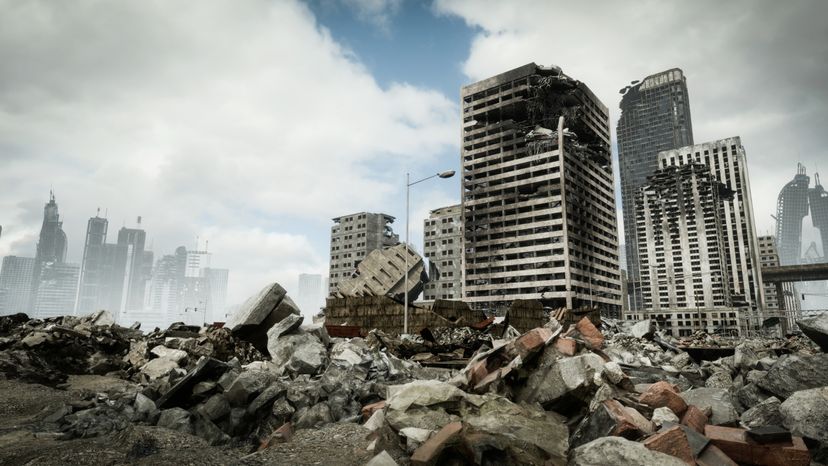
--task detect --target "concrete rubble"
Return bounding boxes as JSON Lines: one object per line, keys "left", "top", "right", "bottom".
{"left": 0, "top": 287, "right": 827, "bottom": 464}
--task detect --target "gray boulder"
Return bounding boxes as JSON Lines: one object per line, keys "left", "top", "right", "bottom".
{"left": 140, "top": 358, "right": 179, "bottom": 380}
{"left": 797, "top": 313, "right": 828, "bottom": 351}
{"left": 757, "top": 353, "right": 828, "bottom": 399}
{"left": 740, "top": 396, "right": 783, "bottom": 428}
{"left": 570, "top": 436, "right": 686, "bottom": 466}
{"left": 780, "top": 386, "right": 828, "bottom": 442}
{"left": 294, "top": 402, "right": 333, "bottom": 429}
{"left": 270, "top": 333, "right": 328, "bottom": 376}
{"left": 199, "top": 393, "right": 231, "bottom": 421}
{"left": 225, "top": 282, "right": 300, "bottom": 354}
{"left": 193, "top": 414, "right": 230, "bottom": 445}
{"left": 517, "top": 353, "right": 604, "bottom": 408}
{"left": 224, "top": 370, "right": 272, "bottom": 406}
{"left": 680, "top": 388, "right": 738, "bottom": 425}
{"left": 150, "top": 345, "right": 188, "bottom": 364}
{"left": 265, "top": 314, "right": 304, "bottom": 342}
{"left": 157, "top": 408, "right": 193, "bottom": 434}
{"left": 271, "top": 398, "right": 295, "bottom": 424}
{"left": 134, "top": 393, "right": 158, "bottom": 421}
{"left": 705, "top": 371, "right": 733, "bottom": 389}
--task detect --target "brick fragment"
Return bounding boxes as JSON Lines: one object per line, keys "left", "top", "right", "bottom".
{"left": 575, "top": 317, "right": 604, "bottom": 349}
{"left": 680, "top": 405, "right": 709, "bottom": 434}
{"left": 259, "top": 422, "right": 293, "bottom": 450}
{"left": 410, "top": 421, "right": 463, "bottom": 466}
{"left": 467, "top": 359, "right": 488, "bottom": 387}
{"left": 643, "top": 425, "right": 695, "bottom": 465}
{"left": 639, "top": 381, "right": 688, "bottom": 416}
{"left": 361, "top": 400, "right": 386, "bottom": 421}
{"left": 554, "top": 337, "right": 577, "bottom": 356}
{"left": 514, "top": 327, "right": 554, "bottom": 359}
{"left": 704, "top": 425, "right": 810, "bottom": 466}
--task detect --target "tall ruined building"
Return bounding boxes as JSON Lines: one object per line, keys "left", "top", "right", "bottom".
{"left": 775, "top": 164, "right": 810, "bottom": 266}
{"left": 423, "top": 204, "right": 462, "bottom": 300}
{"left": 618, "top": 69, "right": 693, "bottom": 311}
{"left": 460, "top": 63, "right": 621, "bottom": 316}
{"left": 808, "top": 173, "right": 828, "bottom": 260}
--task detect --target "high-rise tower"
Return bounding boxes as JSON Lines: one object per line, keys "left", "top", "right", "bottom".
{"left": 618, "top": 69, "right": 694, "bottom": 311}
{"left": 775, "top": 164, "right": 810, "bottom": 266}
{"left": 809, "top": 173, "right": 828, "bottom": 260}
{"left": 460, "top": 63, "right": 621, "bottom": 316}
{"left": 30, "top": 192, "right": 77, "bottom": 317}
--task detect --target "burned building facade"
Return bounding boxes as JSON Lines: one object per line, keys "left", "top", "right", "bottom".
{"left": 328, "top": 212, "right": 399, "bottom": 295}
{"left": 423, "top": 204, "right": 462, "bottom": 301}
{"left": 618, "top": 69, "right": 694, "bottom": 312}
{"left": 460, "top": 63, "right": 622, "bottom": 316}
{"left": 636, "top": 163, "right": 730, "bottom": 311}
{"left": 655, "top": 137, "right": 765, "bottom": 321}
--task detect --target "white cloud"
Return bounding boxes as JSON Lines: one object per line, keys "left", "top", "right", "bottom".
{"left": 434, "top": 0, "right": 828, "bottom": 243}
{"left": 0, "top": 0, "right": 457, "bottom": 307}
{"left": 341, "top": 0, "right": 403, "bottom": 32}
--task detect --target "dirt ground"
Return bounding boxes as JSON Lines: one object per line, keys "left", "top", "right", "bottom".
{"left": 0, "top": 377, "right": 377, "bottom": 465}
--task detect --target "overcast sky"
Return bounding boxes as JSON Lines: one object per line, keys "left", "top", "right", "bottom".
{"left": 1, "top": 0, "right": 826, "bottom": 309}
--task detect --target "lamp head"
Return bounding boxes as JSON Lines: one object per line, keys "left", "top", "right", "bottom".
{"left": 438, "top": 170, "right": 456, "bottom": 179}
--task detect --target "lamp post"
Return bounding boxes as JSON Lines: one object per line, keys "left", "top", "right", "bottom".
{"left": 404, "top": 170, "right": 456, "bottom": 334}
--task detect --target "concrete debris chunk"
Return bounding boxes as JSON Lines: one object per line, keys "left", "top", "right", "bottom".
{"left": 680, "top": 388, "right": 738, "bottom": 426}
{"left": 570, "top": 436, "right": 687, "bottom": 466}
{"left": 796, "top": 313, "right": 828, "bottom": 351}
{"left": 756, "top": 353, "right": 828, "bottom": 399}
{"left": 150, "top": 345, "right": 188, "bottom": 364}
{"left": 740, "top": 396, "right": 783, "bottom": 428}
{"left": 779, "top": 386, "right": 828, "bottom": 442}
{"left": 366, "top": 450, "right": 399, "bottom": 466}
{"left": 387, "top": 380, "right": 467, "bottom": 412}
{"left": 517, "top": 353, "right": 605, "bottom": 407}
{"left": 156, "top": 407, "right": 193, "bottom": 434}
{"left": 269, "top": 332, "right": 328, "bottom": 376}
{"left": 334, "top": 244, "right": 428, "bottom": 304}
{"left": 651, "top": 407, "right": 679, "bottom": 427}
{"left": 630, "top": 319, "right": 655, "bottom": 340}
{"left": 225, "top": 282, "right": 299, "bottom": 354}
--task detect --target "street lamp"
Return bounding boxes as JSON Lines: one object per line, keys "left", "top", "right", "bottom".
{"left": 404, "top": 170, "right": 456, "bottom": 334}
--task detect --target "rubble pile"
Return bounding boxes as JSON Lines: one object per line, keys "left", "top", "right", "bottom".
{"left": 0, "top": 282, "right": 827, "bottom": 464}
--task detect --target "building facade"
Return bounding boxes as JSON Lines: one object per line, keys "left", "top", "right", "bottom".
{"left": 775, "top": 164, "right": 810, "bottom": 266}
{"left": 636, "top": 163, "right": 730, "bottom": 311}
{"left": 757, "top": 235, "right": 800, "bottom": 330}
{"left": 0, "top": 256, "right": 35, "bottom": 314}
{"left": 328, "top": 212, "right": 399, "bottom": 294}
{"left": 117, "top": 222, "right": 152, "bottom": 312}
{"left": 423, "top": 205, "right": 462, "bottom": 300}
{"left": 32, "top": 262, "right": 80, "bottom": 318}
{"left": 656, "top": 137, "right": 765, "bottom": 321}
{"left": 809, "top": 173, "right": 828, "bottom": 260}
{"left": 31, "top": 192, "right": 69, "bottom": 316}
{"left": 460, "top": 63, "right": 622, "bottom": 316}
{"left": 618, "top": 69, "right": 694, "bottom": 312}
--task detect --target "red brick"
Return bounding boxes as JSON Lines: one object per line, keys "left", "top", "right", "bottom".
{"left": 467, "top": 359, "right": 488, "bottom": 387}
{"left": 680, "top": 405, "right": 708, "bottom": 434}
{"left": 575, "top": 317, "right": 604, "bottom": 349}
{"left": 639, "top": 381, "right": 688, "bottom": 416}
{"left": 259, "top": 422, "right": 293, "bottom": 450}
{"left": 361, "top": 400, "right": 386, "bottom": 421}
{"left": 514, "top": 327, "right": 555, "bottom": 359}
{"left": 602, "top": 400, "right": 653, "bottom": 437}
{"left": 473, "top": 366, "right": 512, "bottom": 393}
{"left": 696, "top": 444, "right": 738, "bottom": 466}
{"left": 554, "top": 337, "right": 577, "bottom": 356}
{"left": 411, "top": 421, "right": 463, "bottom": 466}
{"left": 704, "top": 425, "right": 810, "bottom": 466}
{"left": 643, "top": 425, "right": 695, "bottom": 465}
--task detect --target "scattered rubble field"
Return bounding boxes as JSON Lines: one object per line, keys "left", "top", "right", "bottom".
{"left": 0, "top": 282, "right": 827, "bottom": 465}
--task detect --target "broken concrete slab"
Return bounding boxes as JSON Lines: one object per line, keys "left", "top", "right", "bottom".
{"left": 796, "top": 313, "right": 828, "bottom": 351}
{"left": 140, "top": 358, "right": 179, "bottom": 380}
{"left": 571, "top": 399, "right": 653, "bottom": 447}
{"left": 516, "top": 353, "right": 604, "bottom": 408}
{"left": 652, "top": 407, "right": 679, "bottom": 427}
{"left": 225, "top": 282, "right": 299, "bottom": 354}
{"left": 224, "top": 370, "right": 272, "bottom": 406}
{"left": 335, "top": 244, "right": 428, "bottom": 304}
{"left": 157, "top": 407, "right": 193, "bottom": 434}
{"left": 156, "top": 357, "right": 231, "bottom": 410}
{"left": 779, "top": 386, "right": 828, "bottom": 442}
{"left": 150, "top": 345, "right": 188, "bottom": 364}
{"left": 680, "top": 388, "right": 738, "bottom": 426}
{"left": 756, "top": 353, "right": 828, "bottom": 399}
{"left": 570, "top": 436, "right": 687, "bottom": 466}
{"left": 410, "top": 421, "right": 462, "bottom": 466}
{"left": 387, "top": 380, "right": 467, "bottom": 412}
{"left": 265, "top": 313, "right": 303, "bottom": 344}
{"left": 630, "top": 319, "right": 655, "bottom": 340}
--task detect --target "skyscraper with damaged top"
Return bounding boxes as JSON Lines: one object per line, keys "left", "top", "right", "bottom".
{"left": 460, "top": 63, "right": 622, "bottom": 317}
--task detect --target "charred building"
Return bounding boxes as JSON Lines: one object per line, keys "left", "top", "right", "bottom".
{"left": 656, "top": 137, "right": 765, "bottom": 319}
{"left": 423, "top": 205, "right": 462, "bottom": 301}
{"left": 328, "top": 212, "right": 399, "bottom": 295}
{"left": 460, "top": 63, "right": 622, "bottom": 316}
{"left": 618, "top": 69, "right": 694, "bottom": 312}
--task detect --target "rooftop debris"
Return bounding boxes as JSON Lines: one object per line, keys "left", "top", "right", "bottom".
{"left": 0, "top": 284, "right": 825, "bottom": 464}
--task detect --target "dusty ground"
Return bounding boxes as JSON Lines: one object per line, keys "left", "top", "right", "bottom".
{"left": 0, "top": 377, "right": 376, "bottom": 465}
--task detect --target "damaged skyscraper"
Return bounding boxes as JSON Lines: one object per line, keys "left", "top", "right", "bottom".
{"left": 633, "top": 137, "right": 765, "bottom": 334}
{"left": 423, "top": 205, "right": 462, "bottom": 300}
{"left": 775, "top": 164, "right": 810, "bottom": 266}
{"left": 809, "top": 173, "right": 828, "bottom": 259}
{"left": 758, "top": 235, "right": 800, "bottom": 331}
{"left": 328, "top": 212, "right": 399, "bottom": 295}
{"left": 618, "top": 69, "right": 694, "bottom": 312}
{"left": 460, "top": 63, "right": 622, "bottom": 316}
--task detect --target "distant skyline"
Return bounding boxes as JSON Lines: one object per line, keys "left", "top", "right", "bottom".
{"left": 1, "top": 0, "right": 826, "bottom": 308}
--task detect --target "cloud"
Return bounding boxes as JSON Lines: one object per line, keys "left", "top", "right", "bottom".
{"left": 341, "top": 0, "right": 403, "bottom": 33}
{"left": 0, "top": 0, "right": 457, "bottom": 308}
{"left": 434, "top": 0, "right": 828, "bottom": 245}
